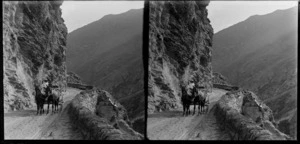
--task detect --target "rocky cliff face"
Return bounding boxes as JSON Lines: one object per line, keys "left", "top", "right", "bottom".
{"left": 148, "top": 1, "right": 213, "bottom": 113}
{"left": 3, "top": 1, "right": 67, "bottom": 112}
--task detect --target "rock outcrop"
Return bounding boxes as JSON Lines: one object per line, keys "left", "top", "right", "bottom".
{"left": 67, "top": 71, "right": 83, "bottom": 84}
{"left": 215, "top": 90, "right": 291, "bottom": 140}
{"left": 212, "top": 72, "right": 229, "bottom": 85}
{"left": 3, "top": 1, "right": 67, "bottom": 112}
{"left": 68, "top": 87, "right": 143, "bottom": 140}
{"left": 148, "top": 1, "right": 214, "bottom": 113}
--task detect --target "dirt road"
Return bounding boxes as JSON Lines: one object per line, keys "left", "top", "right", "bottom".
{"left": 4, "top": 88, "right": 83, "bottom": 139}
{"left": 147, "top": 88, "right": 231, "bottom": 140}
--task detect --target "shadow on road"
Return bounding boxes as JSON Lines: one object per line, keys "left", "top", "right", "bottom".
{"left": 148, "top": 110, "right": 184, "bottom": 118}
{"left": 4, "top": 109, "right": 37, "bottom": 117}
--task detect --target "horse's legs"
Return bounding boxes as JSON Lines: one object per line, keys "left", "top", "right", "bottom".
{"left": 57, "top": 101, "right": 59, "bottom": 112}
{"left": 39, "top": 102, "right": 43, "bottom": 115}
{"left": 47, "top": 101, "right": 50, "bottom": 114}
{"left": 193, "top": 103, "right": 196, "bottom": 115}
{"left": 52, "top": 101, "right": 54, "bottom": 113}
{"left": 42, "top": 103, "right": 44, "bottom": 114}
{"left": 40, "top": 102, "right": 42, "bottom": 114}
{"left": 199, "top": 103, "right": 202, "bottom": 114}
{"left": 184, "top": 104, "right": 187, "bottom": 116}
{"left": 36, "top": 102, "right": 39, "bottom": 115}
{"left": 187, "top": 104, "right": 190, "bottom": 115}
{"left": 55, "top": 101, "right": 58, "bottom": 112}
{"left": 186, "top": 105, "right": 188, "bottom": 116}
{"left": 41, "top": 104, "right": 43, "bottom": 114}
{"left": 186, "top": 104, "right": 188, "bottom": 116}
{"left": 182, "top": 104, "right": 185, "bottom": 116}
{"left": 39, "top": 103, "right": 41, "bottom": 115}
{"left": 54, "top": 101, "right": 56, "bottom": 112}
{"left": 198, "top": 103, "right": 200, "bottom": 115}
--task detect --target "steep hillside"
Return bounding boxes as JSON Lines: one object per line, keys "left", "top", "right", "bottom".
{"left": 148, "top": 1, "right": 214, "bottom": 113}
{"left": 66, "top": 9, "right": 143, "bottom": 72}
{"left": 3, "top": 1, "right": 67, "bottom": 112}
{"left": 75, "top": 33, "right": 144, "bottom": 119}
{"left": 66, "top": 8, "right": 144, "bottom": 133}
{"left": 212, "top": 7, "right": 297, "bottom": 139}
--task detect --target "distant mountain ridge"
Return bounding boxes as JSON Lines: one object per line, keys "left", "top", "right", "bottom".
{"left": 66, "top": 8, "right": 144, "bottom": 134}
{"left": 67, "top": 8, "right": 143, "bottom": 73}
{"left": 212, "top": 7, "right": 297, "bottom": 139}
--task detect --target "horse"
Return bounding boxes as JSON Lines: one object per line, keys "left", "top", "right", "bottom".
{"left": 34, "top": 85, "right": 47, "bottom": 115}
{"left": 181, "top": 85, "right": 197, "bottom": 116}
{"left": 192, "top": 93, "right": 201, "bottom": 115}
{"left": 192, "top": 87, "right": 210, "bottom": 115}
{"left": 45, "top": 84, "right": 62, "bottom": 114}
{"left": 52, "top": 90, "right": 62, "bottom": 112}
{"left": 199, "top": 91, "right": 209, "bottom": 114}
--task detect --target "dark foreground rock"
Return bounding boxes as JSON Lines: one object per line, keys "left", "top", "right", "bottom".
{"left": 215, "top": 90, "right": 292, "bottom": 140}
{"left": 68, "top": 87, "right": 143, "bottom": 140}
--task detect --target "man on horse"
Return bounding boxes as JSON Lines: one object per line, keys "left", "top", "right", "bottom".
{"left": 181, "top": 81, "right": 197, "bottom": 116}
{"left": 35, "top": 80, "right": 49, "bottom": 115}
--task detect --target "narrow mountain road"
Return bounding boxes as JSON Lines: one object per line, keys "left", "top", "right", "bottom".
{"left": 147, "top": 88, "right": 231, "bottom": 140}
{"left": 4, "top": 88, "right": 83, "bottom": 139}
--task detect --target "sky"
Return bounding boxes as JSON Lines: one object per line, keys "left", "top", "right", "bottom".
{"left": 61, "top": 1, "right": 297, "bottom": 33}
{"left": 207, "top": 1, "right": 298, "bottom": 33}
{"left": 61, "top": 1, "right": 144, "bottom": 33}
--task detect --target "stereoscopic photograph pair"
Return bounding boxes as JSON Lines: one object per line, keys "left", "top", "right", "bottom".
{"left": 3, "top": 0, "right": 298, "bottom": 141}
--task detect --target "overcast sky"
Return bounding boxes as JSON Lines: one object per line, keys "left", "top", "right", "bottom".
{"left": 61, "top": 1, "right": 297, "bottom": 33}
{"left": 61, "top": 1, "right": 144, "bottom": 33}
{"left": 207, "top": 1, "right": 298, "bottom": 33}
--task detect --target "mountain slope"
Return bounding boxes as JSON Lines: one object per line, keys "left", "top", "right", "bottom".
{"left": 66, "top": 8, "right": 144, "bottom": 133}
{"left": 66, "top": 9, "right": 143, "bottom": 73}
{"left": 212, "top": 7, "right": 297, "bottom": 139}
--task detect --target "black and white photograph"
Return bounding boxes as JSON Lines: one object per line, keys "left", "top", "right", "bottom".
{"left": 147, "top": 0, "right": 297, "bottom": 140}
{"left": 2, "top": 0, "right": 298, "bottom": 142}
{"left": 3, "top": 0, "right": 144, "bottom": 140}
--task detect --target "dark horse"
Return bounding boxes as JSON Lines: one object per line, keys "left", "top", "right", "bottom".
{"left": 45, "top": 83, "right": 61, "bottom": 113}
{"left": 193, "top": 90, "right": 208, "bottom": 115}
{"left": 181, "top": 85, "right": 197, "bottom": 116}
{"left": 35, "top": 85, "right": 47, "bottom": 115}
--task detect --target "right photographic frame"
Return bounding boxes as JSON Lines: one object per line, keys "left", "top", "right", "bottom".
{"left": 147, "top": 0, "right": 298, "bottom": 140}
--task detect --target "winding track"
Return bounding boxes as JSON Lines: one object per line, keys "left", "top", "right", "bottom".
{"left": 147, "top": 88, "right": 231, "bottom": 140}
{"left": 4, "top": 87, "right": 83, "bottom": 139}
